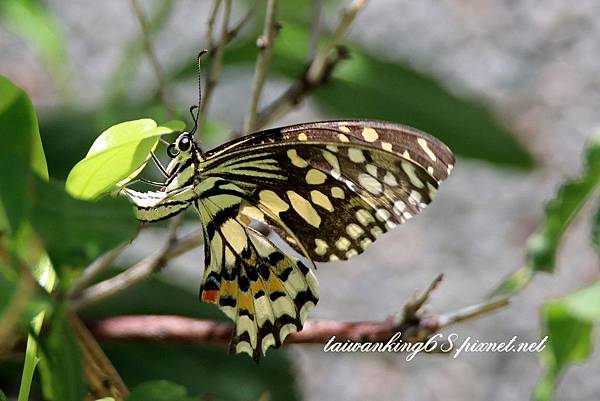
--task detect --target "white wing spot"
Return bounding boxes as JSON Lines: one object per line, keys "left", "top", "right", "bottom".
{"left": 287, "top": 190, "right": 321, "bottom": 227}
{"left": 371, "top": 226, "right": 384, "bottom": 238}
{"left": 360, "top": 238, "right": 372, "bottom": 250}
{"left": 366, "top": 164, "right": 378, "bottom": 177}
{"left": 383, "top": 172, "right": 398, "bottom": 186}
{"left": 401, "top": 161, "right": 424, "bottom": 188}
{"left": 381, "top": 142, "right": 393, "bottom": 152}
{"left": 298, "top": 133, "right": 308, "bottom": 141}
{"left": 329, "top": 254, "right": 340, "bottom": 262}
{"left": 375, "top": 209, "right": 391, "bottom": 222}
{"left": 361, "top": 128, "right": 379, "bottom": 142}
{"left": 348, "top": 148, "right": 366, "bottom": 163}
{"left": 417, "top": 138, "right": 437, "bottom": 161}
{"left": 346, "top": 249, "right": 359, "bottom": 258}
{"left": 358, "top": 173, "right": 383, "bottom": 195}
{"left": 338, "top": 125, "right": 351, "bottom": 133}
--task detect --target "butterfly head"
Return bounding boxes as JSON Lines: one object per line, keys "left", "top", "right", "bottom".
{"left": 165, "top": 131, "right": 198, "bottom": 175}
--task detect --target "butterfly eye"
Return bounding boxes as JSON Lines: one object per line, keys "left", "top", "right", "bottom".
{"left": 167, "top": 143, "right": 179, "bottom": 158}
{"left": 178, "top": 135, "right": 191, "bottom": 152}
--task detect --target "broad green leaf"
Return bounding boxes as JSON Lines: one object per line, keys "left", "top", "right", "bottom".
{"left": 127, "top": 381, "right": 196, "bottom": 401}
{"left": 82, "top": 277, "right": 298, "bottom": 401}
{"left": 0, "top": 74, "right": 48, "bottom": 235}
{"left": 29, "top": 176, "right": 137, "bottom": 273}
{"left": 534, "top": 280, "right": 600, "bottom": 401}
{"left": 38, "top": 306, "right": 86, "bottom": 401}
{"left": 66, "top": 119, "right": 184, "bottom": 200}
{"left": 0, "top": 388, "right": 6, "bottom": 401}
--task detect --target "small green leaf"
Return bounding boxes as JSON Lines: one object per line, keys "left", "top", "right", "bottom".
{"left": 0, "top": 74, "right": 48, "bottom": 235}
{"left": 127, "top": 381, "right": 196, "bottom": 401}
{"left": 38, "top": 306, "right": 86, "bottom": 401}
{"left": 534, "top": 280, "right": 600, "bottom": 401}
{"left": 29, "top": 176, "right": 137, "bottom": 273}
{"left": 66, "top": 119, "right": 184, "bottom": 200}
{"left": 528, "top": 132, "right": 600, "bottom": 272}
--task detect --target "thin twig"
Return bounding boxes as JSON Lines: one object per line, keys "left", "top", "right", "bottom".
{"left": 69, "top": 243, "right": 129, "bottom": 297}
{"left": 205, "top": 0, "right": 222, "bottom": 52}
{"left": 70, "top": 225, "right": 202, "bottom": 311}
{"left": 243, "top": 0, "right": 279, "bottom": 133}
{"left": 130, "top": 0, "right": 175, "bottom": 117}
{"left": 199, "top": 0, "right": 232, "bottom": 131}
{"left": 308, "top": 0, "right": 323, "bottom": 60}
{"left": 249, "top": 0, "right": 367, "bottom": 131}
{"left": 307, "top": 0, "right": 367, "bottom": 83}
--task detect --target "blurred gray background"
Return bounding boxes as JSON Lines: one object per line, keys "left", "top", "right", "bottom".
{"left": 2, "top": 1, "right": 600, "bottom": 400}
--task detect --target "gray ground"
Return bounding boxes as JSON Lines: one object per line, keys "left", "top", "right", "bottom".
{"left": 2, "top": 1, "right": 599, "bottom": 400}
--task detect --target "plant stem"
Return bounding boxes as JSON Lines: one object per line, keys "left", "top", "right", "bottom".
{"left": 243, "top": 0, "right": 279, "bottom": 133}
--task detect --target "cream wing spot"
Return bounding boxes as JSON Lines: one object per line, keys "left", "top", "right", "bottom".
{"left": 346, "top": 223, "right": 364, "bottom": 239}
{"left": 259, "top": 190, "right": 290, "bottom": 215}
{"left": 287, "top": 149, "right": 308, "bottom": 168}
{"left": 348, "top": 148, "right": 366, "bottom": 163}
{"left": 381, "top": 142, "right": 393, "bottom": 152}
{"left": 287, "top": 190, "right": 321, "bottom": 227}
{"left": 361, "top": 127, "right": 379, "bottom": 142}
{"left": 326, "top": 145, "right": 338, "bottom": 153}
{"left": 322, "top": 150, "right": 341, "bottom": 177}
{"left": 305, "top": 169, "right": 327, "bottom": 185}
{"left": 338, "top": 134, "right": 350, "bottom": 142}
{"left": 329, "top": 254, "right": 340, "bottom": 262}
{"left": 401, "top": 161, "right": 424, "bottom": 188}
{"left": 335, "top": 237, "right": 351, "bottom": 251}
{"left": 331, "top": 186, "right": 345, "bottom": 199}
{"left": 314, "top": 238, "right": 328, "bottom": 256}
{"left": 360, "top": 238, "right": 372, "bottom": 250}
{"left": 358, "top": 173, "right": 383, "bottom": 195}
{"left": 239, "top": 205, "right": 265, "bottom": 222}
{"left": 310, "top": 190, "right": 334, "bottom": 212}
{"left": 298, "top": 133, "right": 308, "bottom": 141}
{"left": 366, "top": 164, "right": 378, "bottom": 177}
{"left": 338, "top": 125, "right": 351, "bottom": 133}
{"left": 417, "top": 138, "right": 437, "bottom": 161}
{"left": 375, "top": 209, "right": 391, "bottom": 222}
{"left": 383, "top": 172, "right": 398, "bottom": 186}
{"left": 371, "top": 226, "right": 384, "bottom": 238}
{"left": 356, "top": 209, "right": 375, "bottom": 226}
{"left": 221, "top": 219, "right": 247, "bottom": 254}
{"left": 346, "top": 249, "right": 359, "bottom": 258}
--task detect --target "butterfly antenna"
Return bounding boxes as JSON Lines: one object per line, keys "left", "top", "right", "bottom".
{"left": 189, "top": 49, "right": 209, "bottom": 136}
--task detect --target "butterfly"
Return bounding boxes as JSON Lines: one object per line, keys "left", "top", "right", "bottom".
{"left": 121, "top": 119, "right": 454, "bottom": 361}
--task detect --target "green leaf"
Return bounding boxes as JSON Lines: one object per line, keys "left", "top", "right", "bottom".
{"left": 528, "top": 132, "right": 600, "bottom": 272}
{"left": 29, "top": 176, "right": 137, "bottom": 272}
{"left": 534, "top": 280, "right": 600, "bottom": 401}
{"left": 494, "top": 130, "right": 600, "bottom": 297}
{"left": 127, "top": 381, "right": 196, "bottom": 401}
{"left": 0, "top": 74, "right": 48, "bottom": 235}
{"left": 38, "top": 306, "right": 86, "bottom": 401}
{"left": 0, "top": 388, "right": 7, "bottom": 401}
{"left": 65, "top": 119, "right": 184, "bottom": 200}
{"left": 592, "top": 205, "right": 600, "bottom": 256}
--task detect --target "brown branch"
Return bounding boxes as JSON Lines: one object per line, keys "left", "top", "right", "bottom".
{"left": 243, "top": 0, "right": 280, "bottom": 133}
{"left": 87, "top": 277, "right": 509, "bottom": 349}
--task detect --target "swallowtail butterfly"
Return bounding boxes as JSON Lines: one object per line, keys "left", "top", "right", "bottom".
{"left": 121, "top": 119, "right": 454, "bottom": 361}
